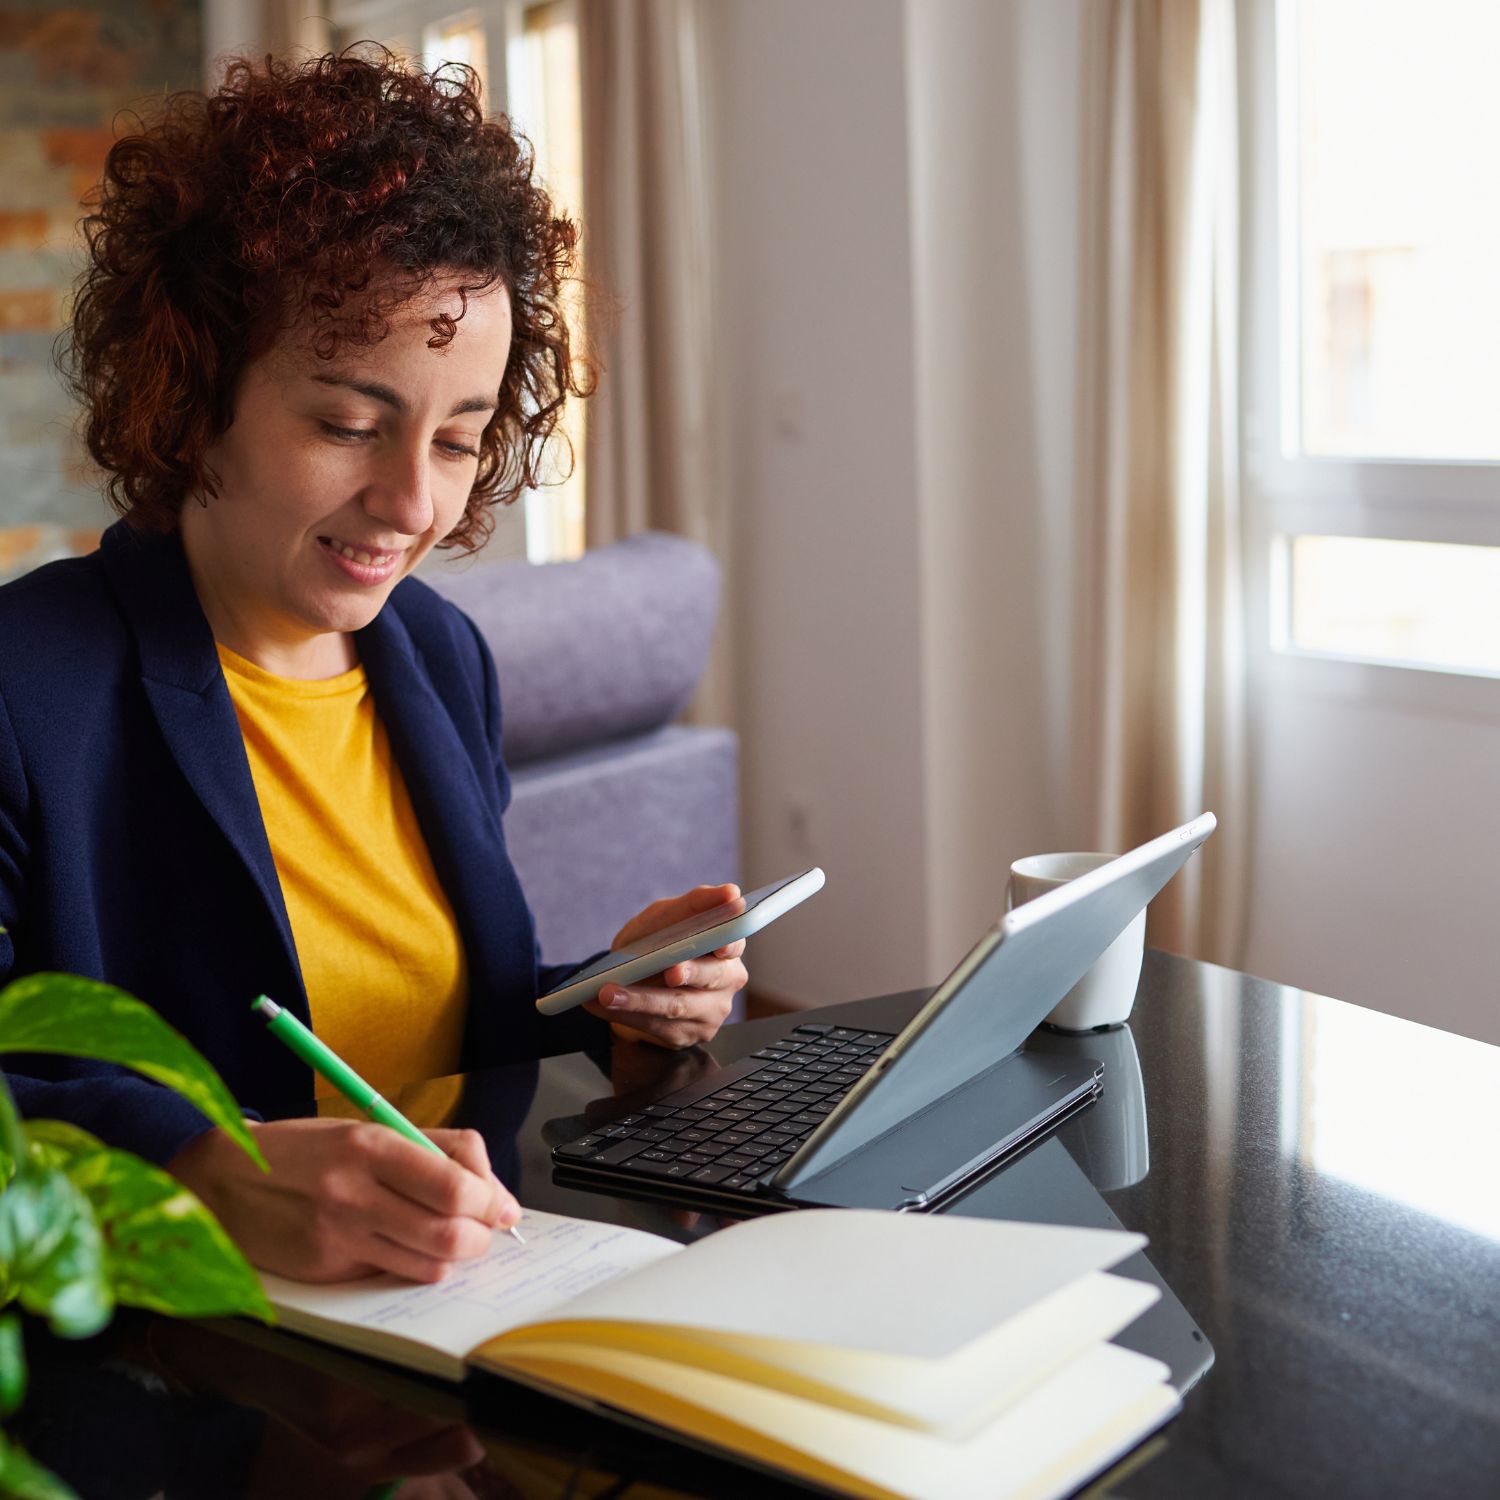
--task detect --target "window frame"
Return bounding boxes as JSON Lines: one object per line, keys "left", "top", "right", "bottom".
{"left": 1241, "top": 0, "right": 1500, "bottom": 712}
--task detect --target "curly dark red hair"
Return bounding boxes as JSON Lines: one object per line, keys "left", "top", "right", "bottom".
{"left": 63, "top": 48, "right": 590, "bottom": 552}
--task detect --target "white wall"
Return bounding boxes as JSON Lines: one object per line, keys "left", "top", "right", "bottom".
{"left": 706, "top": 0, "right": 1087, "bottom": 1004}
{"left": 706, "top": 0, "right": 930, "bottom": 1007}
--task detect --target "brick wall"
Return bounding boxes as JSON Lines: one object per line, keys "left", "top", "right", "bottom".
{"left": 0, "top": 1, "right": 199, "bottom": 573}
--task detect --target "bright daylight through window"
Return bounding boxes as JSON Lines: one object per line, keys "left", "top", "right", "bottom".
{"left": 1267, "top": 0, "right": 1500, "bottom": 677}
{"left": 331, "top": 2, "right": 587, "bottom": 562}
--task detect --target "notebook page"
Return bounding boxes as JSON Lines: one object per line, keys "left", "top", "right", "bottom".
{"left": 491, "top": 1338, "right": 1177, "bottom": 1500}
{"left": 502, "top": 1209, "right": 1145, "bottom": 1360}
{"left": 262, "top": 1209, "right": 682, "bottom": 1364}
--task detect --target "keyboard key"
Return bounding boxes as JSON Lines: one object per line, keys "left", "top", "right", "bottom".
{"left": 694, "top": 1141, "right": 732, "bottom": 1158}
{"left": 718, "top": 1153, "right": 756, "bottom": 1170}
{"left": 592, "top": 1138, "right": 650, "bottom": 1165}
{"left": 644, "top": 1105, "right": 679, "bottom": 1118}
{"left": 636, "top": 1149, "right": 676, "bottom": 1163}
{"left": 634, "top": 1128, "right": 670, "bottom": 1143}
{"left": 689, "top": 1164, "right": 735, "bottom": 1184}
{"left": 677, "top": 1151, "right": 714, "bottom": 1166}
{"left": 721, "top": 1173, "right": 756, "bottom": 1190}
{"left": 792, "top": 1023, "right": 834, "bottom": 1035}
{"left": 758, "top": 1130, "right": 795, "bottom": 1148}
{"left": 829, "top": 1028, "right": 864, "bottom": 1042}
{"left": 716, "top": 1131, "right": 754, "bottom": 1147}
{"left": 674, "top": 1128, "right": 714, "bottom": 1144}
{"left": 751, "top": 1047, "right": 790, "bottom": 1059}
{"left": 716, "top": 1108, "right": 752, "bottom": 1123}
{"left": 631, "top": 1157, "right": 699, "bottom": 1178}
{"left": 553, "top": 1139, "right": 602, "bottom": 1160}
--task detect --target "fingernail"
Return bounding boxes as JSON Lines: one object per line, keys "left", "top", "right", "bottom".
{"left": 606, "top": 987, "right": 629, "bottom": 1008}
{"left": 678, "top": 963, "right": 694, "bottom": 984}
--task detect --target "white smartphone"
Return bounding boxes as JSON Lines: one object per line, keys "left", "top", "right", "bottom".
{"left": 535, "top": 868, "right": 826, "bottom": 1016}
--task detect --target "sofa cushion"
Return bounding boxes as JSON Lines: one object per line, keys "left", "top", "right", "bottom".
{"left": 426, "top": 532, "right": 720, "bottom": 766}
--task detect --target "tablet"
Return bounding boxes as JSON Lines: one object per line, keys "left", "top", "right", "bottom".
{"left": 535, "top": 868, "right": 826, "bottom": 1015}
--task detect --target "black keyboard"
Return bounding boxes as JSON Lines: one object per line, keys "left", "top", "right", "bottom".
{"left": 553, "top": 1023, "right": 898, "bottom": 1195}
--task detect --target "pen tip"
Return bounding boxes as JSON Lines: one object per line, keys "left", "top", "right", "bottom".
{"left": 252, "top": 995, "right": 281, "bottom": 1019}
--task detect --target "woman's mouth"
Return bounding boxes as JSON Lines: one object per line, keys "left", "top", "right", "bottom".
{"left": 317, "top": 536, "right": 404, "bottom": 584}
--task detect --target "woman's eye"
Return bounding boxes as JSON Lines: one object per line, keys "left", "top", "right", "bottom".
{"left": 437, "top": 438, "right": 480, "bottom": 460}
{"left": 319, "top": 422, "right": 375, "bottom": 442}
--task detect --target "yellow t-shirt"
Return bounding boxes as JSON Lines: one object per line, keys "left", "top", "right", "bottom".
{"left": 218, "top": 645, "right": 468, "bottom": 1097}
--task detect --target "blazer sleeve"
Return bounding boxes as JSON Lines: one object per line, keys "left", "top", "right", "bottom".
{"left": 0, "top": 682, "right": 230, "bottom": 1166}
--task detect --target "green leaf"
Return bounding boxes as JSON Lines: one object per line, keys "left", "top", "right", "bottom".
{"left": 0, "top": 1310, "right": 24, "bottom": 1417}
{"left": 0, "top": 1169, "right": 110, "bottom": 1339}
{"left": 0, "top": 1431, "right": 77, "bottom": 1500}
{"left": 0, "top": 1079, "right": 22, "bottom": 1188}
{"left": 0, "top": 975, "right": 265, "bottom": 1171}
{"left": 21, "top": 1122, "right": 103, "bottom": 1175}
{"left": 59, "top": 1148, "right": 271, "bottom": 1323}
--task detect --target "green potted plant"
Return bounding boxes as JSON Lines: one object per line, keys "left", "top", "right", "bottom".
{"left": 0, "top": 968, "right": 272, "bottom": 1498}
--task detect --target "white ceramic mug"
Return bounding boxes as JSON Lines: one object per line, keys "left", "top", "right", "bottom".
{"left": 1006, "top": 852, "right": 1147, "bottom": 1031}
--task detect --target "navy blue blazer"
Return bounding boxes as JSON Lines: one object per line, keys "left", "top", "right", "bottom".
{"left": 0, "top": 521, "right": 606, "bottom": 1165}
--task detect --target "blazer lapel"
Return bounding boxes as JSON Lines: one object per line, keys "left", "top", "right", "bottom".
{"left": 99, "top": 524, "right": 306, "bottom": 1015}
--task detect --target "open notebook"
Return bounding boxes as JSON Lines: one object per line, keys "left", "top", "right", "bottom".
{"left": 262, "top": 1208, "right": 1178, "bottom": 1500}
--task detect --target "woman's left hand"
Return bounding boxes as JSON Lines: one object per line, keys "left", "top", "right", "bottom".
{"left": 584, "top": 884, "right": 748, "bottom": 1049}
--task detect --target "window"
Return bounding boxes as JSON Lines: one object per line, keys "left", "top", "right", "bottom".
{"left": 1246, "top": 0, "right": 1500, "bottom": 683}
{"left": 331, "top": 1, "right": 587, "bottom": 563}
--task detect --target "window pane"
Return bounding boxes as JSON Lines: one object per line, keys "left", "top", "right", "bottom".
{"left": 1294, "top": 0, "right": 1500, "bottom": 460}
{"left": 1288, "top": 535, "right": 1500, "bottom": 673}
{"left": 510, "top": 2, "right": 587, "bottom": 563}
{"left": 422, "top": 10, "right": 489, "bottom": 100}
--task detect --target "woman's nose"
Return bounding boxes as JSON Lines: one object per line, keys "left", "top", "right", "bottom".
{"left": 363, "top": 441, "right": 435, "bottom": 537}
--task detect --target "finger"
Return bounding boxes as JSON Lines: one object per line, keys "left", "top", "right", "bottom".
{"left": 601, "top": 981, "right": 737, "bottom": 1025}
{"left": 360, "top": 1125, "right": 502, "bottom": 1224}
{"left": 361, "top": 1182, "right": 496, "bottom": 1269}
{"left": 363, "top": 1230, "right": 464, "bottom": 1284}
{"left": 612, "top": 883, "right": 742, "bottom": 946}
{"left": 712, "top": 939, "right": 747, "bottom": 960}
{"left": 656, "top": 954, "right": 749, "bottom": 991}
{"left": 425, "top": 1129, "right": 521, "bottom": 1228}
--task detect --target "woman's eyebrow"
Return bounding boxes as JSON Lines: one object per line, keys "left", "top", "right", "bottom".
{"left": 309, "top": 374, "right": 497, "bottom": 417}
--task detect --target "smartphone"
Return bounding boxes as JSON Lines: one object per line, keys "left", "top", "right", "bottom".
{"left": 535, "top": 868, "right": 826, "bottom": 1015}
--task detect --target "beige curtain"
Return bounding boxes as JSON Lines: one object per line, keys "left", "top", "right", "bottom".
{"left": 1074, "top": 0, "right": 1249, "bottom": 965}
{"left": 577, "top": 0, "right": 715, "bottom": 549}
{"left": 577, "top": 0, "right": 725, "bottom": 719}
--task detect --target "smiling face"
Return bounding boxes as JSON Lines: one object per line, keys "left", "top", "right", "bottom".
{"left": 179, "top": 277, "right": 512, "bottom": 678}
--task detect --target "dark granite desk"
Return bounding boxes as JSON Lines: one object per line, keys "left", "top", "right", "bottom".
{"left": 15, "top": 952, "right": 1500, "bottom": 1498}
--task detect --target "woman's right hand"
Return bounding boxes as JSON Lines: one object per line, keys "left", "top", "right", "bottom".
{"left": 167, "top": 1117, "right": 518, "bottom": 1283}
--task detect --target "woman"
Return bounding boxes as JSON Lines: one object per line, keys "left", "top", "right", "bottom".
{"left": 0, "top": 51, "right": 745, "bottom": 1283}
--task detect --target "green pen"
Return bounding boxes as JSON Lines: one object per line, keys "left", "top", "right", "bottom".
{"left": 252, "top": 995, "right": 525, "bottom": 1245}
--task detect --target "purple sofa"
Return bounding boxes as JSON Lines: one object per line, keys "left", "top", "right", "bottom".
{"left": 426, "top": 533, "right": 740, "bottom": 977}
